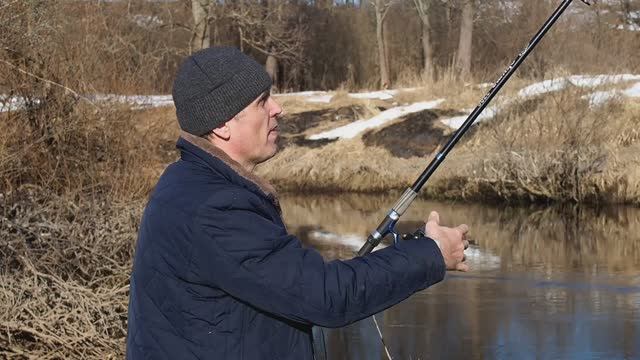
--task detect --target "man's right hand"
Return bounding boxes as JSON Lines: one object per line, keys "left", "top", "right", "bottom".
{"left": 424, "top": 211, "right": 469, "bottom": 272}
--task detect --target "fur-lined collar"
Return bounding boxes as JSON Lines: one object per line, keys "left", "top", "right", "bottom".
{"left": 180, "top": 131, "right": 280, "bottom": 211}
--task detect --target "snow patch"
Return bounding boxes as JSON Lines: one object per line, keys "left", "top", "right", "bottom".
{"left": 275, "top": 91, "right": 328, "bottom": 97}
{"left": 442, "top": 75, "right": 640, "bottom": 128}
{"left": 130, "top": 14, "right": 163, "bottom": 28}
{"left": 518, "top": 74, "right": 640, "bottom": 98}
{"left": 624, "top": 82, "right": 640, "bottom": 97}
{"left": 582, "top": 82, "right": 640, "bottom": 107}
{"left": 91, "top": 94, "right": 174, "bottom": 109}
{"left": 582, "top": 91, "right": 620, "bottom": 107}
{"left": 440, "top": 105, "right": 500, "bottom": 130}
{"left": 275, "top": 88, "right": 423, "bottom": 103}
{"left": 518, "top": 78, "right": 570, "bottom": 98}
{"left": 348, "top": 88, "right": 423, "bottom": 100}
{"left": 306, "top": 94, "right": 334, "bottom": 103}
{"left": 274, "top": 91, "right": 333, "bottom": 103}
{"left": 0, "top": 96, "right": 34, "bottom": 113}
{"left": 615, "top": 23, "right": 640, "bottom": 31}
{"left": 348, "top": 90, "right": 399, "bottom": 100}
{"left": 568, "top": 74, "right": 640, "bottom": 87}
{"left": 308, "top": 99, "right": 445, "bottom": 140}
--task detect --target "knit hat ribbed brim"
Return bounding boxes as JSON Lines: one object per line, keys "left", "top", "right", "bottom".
{"left": 172, "top": 47, "right": 272, "bottom": 136}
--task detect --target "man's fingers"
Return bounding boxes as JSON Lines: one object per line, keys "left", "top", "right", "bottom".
{"left": 463, "top": 240, "right": 470, "bottom": 250}
{"left": 455, "top": 262, "right": 469, "bottom": 272}
{"left": 457, "top": 224, "right": 469, "bottom": 236}
{"left": 427, "top": 211, "right": 440, "bottom": 225}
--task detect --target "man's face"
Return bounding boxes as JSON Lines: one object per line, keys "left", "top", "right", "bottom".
{"left": 227, "top": 90, "right": 282, "bottom": 168}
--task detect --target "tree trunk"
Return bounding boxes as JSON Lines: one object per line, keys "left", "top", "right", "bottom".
{"left": 420, "top": 12, "right": 433, "bottom": 81}
{"left": 191, "top": 0, "right": 210, "bottom": 52}
{"left": 265, "top": 51, "right": 279, "bottom": 92}
{"left": 413, "top": 0, "right": 434, "bottom": 81}
{"left": 455, "top": 0, "right": 474, "bottom": 80}
{"left": 375, "top": 0, "right": 390, "bottom": 89}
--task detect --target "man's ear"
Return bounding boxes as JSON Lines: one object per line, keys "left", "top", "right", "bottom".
{"left": 210, "top": 122, "right": 231, "bottom": 141}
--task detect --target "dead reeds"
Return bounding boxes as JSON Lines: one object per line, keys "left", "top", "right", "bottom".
{"left": 0, "top": 191, "right": 140, "bottom": 358}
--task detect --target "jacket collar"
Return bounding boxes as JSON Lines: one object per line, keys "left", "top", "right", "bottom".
{"left": 178, "top": 131, "right": 281, "bottom": 212}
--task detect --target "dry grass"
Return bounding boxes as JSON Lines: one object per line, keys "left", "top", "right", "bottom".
{"left": 257, "top": 139, "right": 422, "bottom": 192}
{"left": 0, "top": 104, "right": 175, "bottom": 203}
{"left": 259, "top": 85, "right": 640, "bottom": 205}
{"left": 0, "top": 190, "right": 140, "bottom": 358}
{"left": 433, "top": 87, "right": 640, "bottom": 204}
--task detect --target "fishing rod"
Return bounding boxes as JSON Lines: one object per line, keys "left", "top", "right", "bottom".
{"left": 358, "top": 0, "right": 592, "bottom": 257}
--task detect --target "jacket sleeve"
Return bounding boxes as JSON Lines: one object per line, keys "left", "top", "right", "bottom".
{"left": 189, "top": 193, "right": 446, "bottom": 328}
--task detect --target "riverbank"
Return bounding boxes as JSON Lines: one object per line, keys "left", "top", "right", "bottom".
{"left": 258, "top": 82, "right": 640, "bottom": 205}
{"left": 2, "top": 77, "right": 639, "bottom": 207}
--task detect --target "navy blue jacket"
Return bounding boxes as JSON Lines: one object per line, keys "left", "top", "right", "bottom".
{"left": 126, "top": 133, "right": 446, "bottom": 359}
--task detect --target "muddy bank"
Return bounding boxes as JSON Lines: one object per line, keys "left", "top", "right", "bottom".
{"left": 257, "top": 95, "right": 640, "bottom": 205}
{"left": 276, "top": 105, "right": 372, "bottom": 148}
{"left": 361, "top": 109, "right": 458, "bottom": 158}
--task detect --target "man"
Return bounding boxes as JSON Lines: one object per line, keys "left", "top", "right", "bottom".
{"left": 126, "top": 47, "right": 469, "bottom": 359}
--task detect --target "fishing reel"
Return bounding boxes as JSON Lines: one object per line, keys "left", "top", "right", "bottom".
{"left": 382, "top": 226, "right": 425, "bottom": 246}
{"left": 371, "top": 226, "right": 424, "bottom": 248}
{"left": 401, "top": 228, "right": 426, "bottom": 242}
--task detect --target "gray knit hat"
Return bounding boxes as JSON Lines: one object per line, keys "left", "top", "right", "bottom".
{"left": 172, "top": 47, "right": 272, "bottom": 136}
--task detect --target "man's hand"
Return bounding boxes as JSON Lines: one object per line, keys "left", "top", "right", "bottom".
{"left": 424, "top": 211, "right": 469, "bottom": 272}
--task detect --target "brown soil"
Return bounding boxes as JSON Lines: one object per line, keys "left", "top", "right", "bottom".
{"left": 362, "top": 109, "right": 463, "bottom": 158}
{"left": 279, "top": 105, "right": 372, "bottom": 135}
{"left": 277, "top": 105, "right": 373, "bottom": 149}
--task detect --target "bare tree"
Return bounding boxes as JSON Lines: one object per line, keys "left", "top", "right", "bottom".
{"left": 412, "top": 0, "right": 435, "bottom": 81}
{"left": 373, "top": 0, "right": 395, "bottom": 89}
{"left": 191, "top": 0, "right": 211, "bottom": 52}
{"left": 226, "top": 1, "right": 307, "bottom": 91}
{"left": 455, "top": 0, "right": 474, "bottom": 79}
{"left": 265, "top": 45, "right": 279, "bottom": 91}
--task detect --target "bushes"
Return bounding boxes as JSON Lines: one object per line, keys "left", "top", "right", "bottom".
{"left": 0, "top": 1, "right": 181, "bottom": 201}
{"left": 425, "top": 89, "right": 640, "bottom": 204}
{"left": 0, "top": 190, "right": 139, "bottom": 358}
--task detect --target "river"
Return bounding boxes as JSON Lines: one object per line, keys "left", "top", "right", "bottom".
{"left": 280, "top": 194, "right": 640, "bottom": 360}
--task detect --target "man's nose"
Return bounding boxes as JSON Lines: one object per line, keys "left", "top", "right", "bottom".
{"left": 270, "top": 98, "right": 283, "bottom": 117}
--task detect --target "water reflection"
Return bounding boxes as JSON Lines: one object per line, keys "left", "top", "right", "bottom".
{"left": 281, "top": 194, "right": 640, "bottom": 359}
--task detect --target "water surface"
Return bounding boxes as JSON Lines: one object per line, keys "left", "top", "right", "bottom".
{"left": 281, "top": 194, "right": 640, "bottom": 360}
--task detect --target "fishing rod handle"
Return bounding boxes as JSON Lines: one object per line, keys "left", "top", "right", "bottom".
{"left": 358, "top": 235, "right": 378, "bottom": 257}
{"left": 358, "top": 215, "right": 394, "bottom": 257}
{"left": 357, "top": 188, "right": 418, "bottom": 256}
